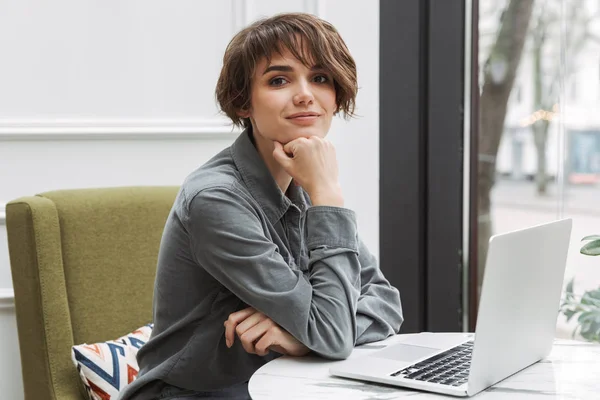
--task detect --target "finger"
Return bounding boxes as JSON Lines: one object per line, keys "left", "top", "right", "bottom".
{"left": 240, "top": 318, "right": 275, "bottom": 355}
{"left": 235, "top": 312, "right": 266, "bottom": 339}
{"left": 224, "top": 307, "right": 256, "bottom": 347}
{"left": 281, "top": 140, "right": 296, "bottom": 156}
{"left": 269, "top": 345, "right": 289, "bottom": 355}
{"left": 254, "top": 330, "right": 276, "bottom": 357}
{"left": 272, "top": 142, "right": 292, "bottom": 168}
{"left": 307, "top": 135, "right": 323, "bottom": 143}
{"left": 282, "top": 137, "right": 307, "bottom": 155}
{"left": 225, "top": 307, "right": 256, "bottom": 346}
{"left": 255, "top": 325, "right": 284, "bottom": 356}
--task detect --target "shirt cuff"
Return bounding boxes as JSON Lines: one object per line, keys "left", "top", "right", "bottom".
{"left": 305, "top": 206, "right": 359, "bottom": 252}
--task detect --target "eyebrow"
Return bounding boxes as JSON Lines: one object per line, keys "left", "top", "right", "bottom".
{"left": 262, "top": 64, "right": 325, "bottom": 75}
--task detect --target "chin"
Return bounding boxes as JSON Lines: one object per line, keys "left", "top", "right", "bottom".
{"left": 284, "top": 127, "right": 328, "bottom": 141}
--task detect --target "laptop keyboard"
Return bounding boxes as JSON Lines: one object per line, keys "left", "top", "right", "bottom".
{"left": 390, "top": 340, "right": 473, "bottom": 387}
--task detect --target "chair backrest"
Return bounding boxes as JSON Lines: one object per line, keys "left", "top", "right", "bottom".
{"left": 6, "top": 186, "right": 179, "bottom": 400}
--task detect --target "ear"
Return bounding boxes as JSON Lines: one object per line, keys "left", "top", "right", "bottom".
{"left": 237, "top": 108, "right": 251, "bottom": 118}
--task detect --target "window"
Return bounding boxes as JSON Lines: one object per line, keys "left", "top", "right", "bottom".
{"left": 476, "top": 0, "right": 600, "bottom": 341}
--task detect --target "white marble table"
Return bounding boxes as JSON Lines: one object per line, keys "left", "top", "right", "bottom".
{"left": 249, "top": 333, "right": 600, "bottom": 399}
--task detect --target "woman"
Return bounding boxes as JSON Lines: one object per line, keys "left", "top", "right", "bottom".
{"left": 119, "top": 12, "right": 403, "bottom": 400}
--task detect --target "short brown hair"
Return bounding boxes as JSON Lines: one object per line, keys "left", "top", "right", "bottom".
{"left": 215, "top": 12, "right": 358, "bottom": 128}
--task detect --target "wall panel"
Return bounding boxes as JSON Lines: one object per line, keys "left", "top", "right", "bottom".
{"left": 0, "top": 0, "right": 237, "bottom": 119}
{"left": 0, "top": 2, "right": 379, "bottom": 398}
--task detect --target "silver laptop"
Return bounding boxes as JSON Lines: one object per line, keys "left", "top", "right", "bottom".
{"left": 330, "top": 218, "right": 572, "bottom": 397}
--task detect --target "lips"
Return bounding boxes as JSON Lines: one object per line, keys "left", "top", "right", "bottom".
{"left": 286, "top": 112, "right": 320, "bottom": 119}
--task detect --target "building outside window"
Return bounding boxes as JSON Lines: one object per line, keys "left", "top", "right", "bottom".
{"left": 477, "top": 0, "right": 600, "bottom": 340}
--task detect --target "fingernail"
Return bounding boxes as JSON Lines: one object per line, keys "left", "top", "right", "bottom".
{"left": 226, "top": 339, "right": 231, "bottom": 348}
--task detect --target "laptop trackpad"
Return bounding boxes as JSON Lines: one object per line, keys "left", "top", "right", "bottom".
{"left": 374, "top": 344, "right": 439, "bottom": 362}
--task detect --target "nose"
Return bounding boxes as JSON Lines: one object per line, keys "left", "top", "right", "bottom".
{"left": 293, "top": 80, "right": 314, "bottom": 106}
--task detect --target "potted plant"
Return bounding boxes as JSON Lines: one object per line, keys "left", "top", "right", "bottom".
{"left": 560, "top": 235, "right": 600, "bottom": 342}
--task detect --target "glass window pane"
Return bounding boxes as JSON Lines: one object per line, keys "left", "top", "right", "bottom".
{"left": 476, "top": 0, "right": 600, "bottom": 342}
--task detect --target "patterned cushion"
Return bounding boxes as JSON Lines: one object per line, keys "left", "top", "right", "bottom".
{"left": 71, "top": 324, "right": 153, "bottom": 400}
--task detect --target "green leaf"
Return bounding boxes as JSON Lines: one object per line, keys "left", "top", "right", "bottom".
{"left": 585, "top": 288, "right": 600, "bottom": 301}
{"left": 581, "top": 239, "right": 600, "bottom": 256}
{"left": 581, "top": 292, "right": 600, "bottom": 307}
{"left": 563, "top": 309, "right": 578, "bottom": 322}
{"left": 580, "top": 319, "right": 600, "bottom": 342}
{"left": 582, "top": 235, "right": 600, "bottom": 241}
{"left": 566, "top": 278, "right": 574, "bottom": 295}
{"left": 577, "top": 310, "right": 600, "bottom": 324}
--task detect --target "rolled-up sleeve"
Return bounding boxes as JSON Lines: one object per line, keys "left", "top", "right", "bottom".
{"left": 184, "top": 184, "right": 361, "bottom": 359}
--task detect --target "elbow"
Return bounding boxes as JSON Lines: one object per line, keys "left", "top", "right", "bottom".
{"left": 330, "top": 340, "right": 354, "bottom": 360}
{"left": 302, "top": 299, "right": 358, "bottom": 359}
{"left": 315, "top": 327, "right": 355, "bottom": 360}
{"left": 326, "top": 314, "right": 356, "bottom": 360}
{"left": 394, "top": 314, "right": 405, "bottom": 334}
{"left": 316, "top": 338, "right": 354, "bottom": 360}
{"left": 395, "top": 299, "right": 405, "bottom": 333}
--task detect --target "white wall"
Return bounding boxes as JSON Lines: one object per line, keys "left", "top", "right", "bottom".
{"left": 325, "top": 0, "right": 380, "bottom": 257}
{"left": 0, "top": 1, "right": 379, "bottom": 398}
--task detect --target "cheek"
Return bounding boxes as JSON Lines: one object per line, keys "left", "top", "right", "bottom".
{"left": 249, "top": 91, "right": 286, "bottom": 133}
{"left": 321, "top": 87, "right": 337, "bottom": 114}
{"left": 253, "top": 91, "right": 284, "bottom": 116}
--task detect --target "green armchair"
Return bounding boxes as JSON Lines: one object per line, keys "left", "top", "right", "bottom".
{"left": 6, "top": 187, "right": 179, "bottom": 400}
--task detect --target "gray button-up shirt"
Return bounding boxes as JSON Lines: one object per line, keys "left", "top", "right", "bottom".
{"left": 119, "top": 129, "right": 403, "bottom": 399}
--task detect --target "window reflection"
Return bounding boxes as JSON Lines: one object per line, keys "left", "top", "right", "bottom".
{"left": 477, "top": 0, "right": 600, "bottom": 341}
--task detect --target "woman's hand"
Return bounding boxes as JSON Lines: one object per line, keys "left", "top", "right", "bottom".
{"left": 272, "top": 136, "right": 344, "bottom": 207}
{"left": 224, "top": 307, "right": 311, "bottom": 357}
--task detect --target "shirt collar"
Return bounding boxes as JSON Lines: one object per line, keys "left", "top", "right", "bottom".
{"left": 231, "top": 128, "right": 307, "bottom": 224}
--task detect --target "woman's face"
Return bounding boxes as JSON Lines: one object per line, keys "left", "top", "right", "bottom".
{"left": 240, "top": 48, "right": 337, "bottom": 144}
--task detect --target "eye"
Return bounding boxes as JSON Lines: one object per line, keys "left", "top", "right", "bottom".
{"left": 313, "top": 75, "right": 330, "bottom": 84}
{"left": 269, "top": 77, "right": 288, "bottom": 86}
